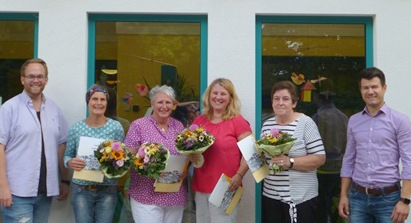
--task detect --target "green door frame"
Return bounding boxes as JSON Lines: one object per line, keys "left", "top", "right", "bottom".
{"left": 255, "top": 15, "right": 373, "bottom": 223}
{"left": 88, "top": 14, "right": 208, "bottom": 97}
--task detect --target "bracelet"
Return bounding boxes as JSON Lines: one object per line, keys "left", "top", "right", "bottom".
{"left": 61, "top": 180, "right": 71, "bottom": 185}
{"left": 235, "top": 172, "right": 244, "bottom": 178}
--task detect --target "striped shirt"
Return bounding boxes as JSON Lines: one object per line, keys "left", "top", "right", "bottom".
{"left": 261, "top": 114, "right": 325, "bottom": 205}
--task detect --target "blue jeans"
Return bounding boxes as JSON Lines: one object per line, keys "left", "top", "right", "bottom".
{"left": 1, "top": 194, "right": 52, "bottom": 223}
{"left": 349, "top": 186, "right": 401, "bottom": 223}
{"left": 71, "top": 184, "right": 118, "bottom": 223}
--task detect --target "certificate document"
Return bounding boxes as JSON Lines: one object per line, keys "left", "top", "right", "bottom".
{"left": 209, "top": 174, "right": 244, "bottom": 215}
{"left": 154, "top": 155, "right": 189, "bottom": 192}
{"left": 72, "top": 136, "right": 105, "bottom": 183}
{"left": 237, "top": 134, "right": 269, "bottom": 183}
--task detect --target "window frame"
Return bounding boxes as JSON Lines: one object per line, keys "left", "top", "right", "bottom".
{"left": 255, "top": 15, "right": 373, "bottom": 223}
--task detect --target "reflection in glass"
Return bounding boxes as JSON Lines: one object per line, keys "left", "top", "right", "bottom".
{"left": 261, "top": 23, "right": 366, "bottom": 223}
{"left": 95, "top": 22, "right": 201, "bottom": 124}
{"left": 262, "top": 23, "right": 365, "bottom": 120}
{"left": 0, "top": 20, "right": 35, "bottom": 102}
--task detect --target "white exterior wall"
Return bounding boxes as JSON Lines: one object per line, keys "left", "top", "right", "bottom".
{"left": 2, "top": 1, "right": 411, "bottom": 222}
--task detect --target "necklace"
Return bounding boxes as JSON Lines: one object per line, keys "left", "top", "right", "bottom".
{"left": 157, "top": 120, "right": 169, "bottom": 132}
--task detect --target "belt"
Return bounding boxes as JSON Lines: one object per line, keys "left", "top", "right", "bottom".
{"left": 73, "top": 183, "right": 107, "bottom": 191}
{"left": 352, "top": 182, "right": 400, "bottom": 196}
{"left": 85, "top": 185, "right": 107, "bottom": 191}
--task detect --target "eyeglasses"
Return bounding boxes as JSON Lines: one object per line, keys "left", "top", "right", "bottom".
{"left": 24, "top": 74, "right": 47, "bottom": 81}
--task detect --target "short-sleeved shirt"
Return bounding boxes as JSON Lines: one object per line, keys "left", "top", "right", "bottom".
{"left": 261, "top": 114, "right": 325, "bottom": 205}
{"left": 192, "top": 115, "right": 251, "bottom": 193}
{"left": 124, "top": 116, "right": 187, "bottom": 206}
{"left": 63, "top": 118, "right": 124, "bottom": 186}
{"left": 0, "top": 90, "right": 69, "bottom": 197}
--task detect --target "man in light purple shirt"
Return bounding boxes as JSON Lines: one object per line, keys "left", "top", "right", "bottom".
{"left": 0, "top": 58, "right": 70, "bottom": 222}
{"left": 338, "top": 67, "right": 411, "bottom": 223}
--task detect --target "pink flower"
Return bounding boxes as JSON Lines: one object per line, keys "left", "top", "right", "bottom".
{"left": 116, "top": 160, "right": 124, "bottom": 167}
{"left": 111, "top": 142, "right": 121, "bottom": 151}
{"left": 144, "top": 156, "right": 150, "bottom": 163}
{"left": 270, "top": 129, "right": 280, "bottom": 137}
{"left": 138, "top": 147, "right": 146, "bottom": 157}
{"left": 189, "top": 124, "right": 199, "bottom": 131}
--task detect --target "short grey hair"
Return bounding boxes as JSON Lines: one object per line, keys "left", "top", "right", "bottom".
{"left": 149, "top": 85, "right": 176, "bottom": 103}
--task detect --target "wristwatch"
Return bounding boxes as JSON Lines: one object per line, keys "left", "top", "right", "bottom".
{"left": 400, "top": 197, "right": 411, "bottom": 205}
{"left": 289, "top": 158, "right": 295, "bottom": 169}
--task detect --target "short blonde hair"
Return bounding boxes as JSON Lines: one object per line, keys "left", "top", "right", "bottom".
{"left": 202, "top": 78, "right": 241, "bottom": 120}
{"left": 20, "top": 58, "right": 48, "bottom": 77}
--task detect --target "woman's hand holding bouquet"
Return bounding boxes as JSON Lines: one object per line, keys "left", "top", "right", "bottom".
{"left": 131, "top": 142, "right": 169, "bottom": 180}
{"left": 256, "top": 129, "right": 296, "bottom": 174}
{"left": 175, "top": 124, "right": 215, "bottom": 168}
{"left": 94, "top": 140, "right": 132, "bottom": 178}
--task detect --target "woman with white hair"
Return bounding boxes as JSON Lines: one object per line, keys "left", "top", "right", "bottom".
{"left": 124, "top": 85, "right": 187, "bottom": 223}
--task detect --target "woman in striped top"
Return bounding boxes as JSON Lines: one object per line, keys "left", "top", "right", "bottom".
{"left": 261, "top": 81, "right": 325, "bottom": 223}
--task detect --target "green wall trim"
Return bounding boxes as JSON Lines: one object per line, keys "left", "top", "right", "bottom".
{"left": 0, "top": 13, "right": 38, "bottom": 20}
{"left": 89, "top": 14, "right": 206, "bottom": 23}
{"left": 200, "top": 19, "right": 208, "bottom": 102}
{"left": 255, "top": 18, "right": 263, "bottom": 223}
{"left": 255, "top": 15, "right": 373, "bottom": 223}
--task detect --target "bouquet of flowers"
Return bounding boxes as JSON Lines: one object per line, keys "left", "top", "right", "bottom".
{"left": 256, "top": 129, "right": 296, "bottom": 174}
{"left": 175, "top": 124, "right": 215, "bottom": 168}
{"left": 94, "top": 140, "right": 132, "bottom": 178}
{"left": 132, "top": 142, "right": 170, "bottom": 180}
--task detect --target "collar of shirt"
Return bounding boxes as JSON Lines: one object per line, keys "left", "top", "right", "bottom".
{"left": 361, "top": 103, "right": 388, "bottom": 117}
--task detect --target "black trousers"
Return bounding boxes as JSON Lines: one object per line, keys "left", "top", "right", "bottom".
{"left": 262, "top": 195, "right": 318, "bottom": 223}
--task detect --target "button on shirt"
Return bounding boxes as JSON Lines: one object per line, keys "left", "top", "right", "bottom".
{"left": 341, "top": 104, "right": 411, "bottom": 188}
{"left": 0, "top": 91, "right": 69, "bottom": 197}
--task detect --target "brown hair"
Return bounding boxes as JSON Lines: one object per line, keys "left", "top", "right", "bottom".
{"left": 358, "top": 67, "right": 386, "bottom": 87}
{"left": 271, "top": 81, "right": 299, "bottom": 104}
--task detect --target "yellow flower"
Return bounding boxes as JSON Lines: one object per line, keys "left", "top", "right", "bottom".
{"left": 100, "top": 153, "right": 109, "bottom": 162}
{"left": 135, "top": 157, "right": 144, "bottom": 166}
{"left": 149, "top": 148, "right": 157, "bottom": 155}
{"left": 269, "top": 138, "right": 278, "bottom": 144}
{"left": 111, "top": 150, "right": 124, "bottom": 160}
{"left": 105, "top": 146, "right": 112, "bottom": 153}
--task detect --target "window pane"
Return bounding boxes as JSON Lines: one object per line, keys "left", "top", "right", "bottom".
{"left": 262, "top": 23, "right": 365, "bottom": 119}
{"left": 260, "top": 22, "right": 367, "bottom": 223}
{"left": 95, "top": 21, "right": 201, "bottom": 125}
{"left": 0, "top": 20, "right": 35, "bottom": 104}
